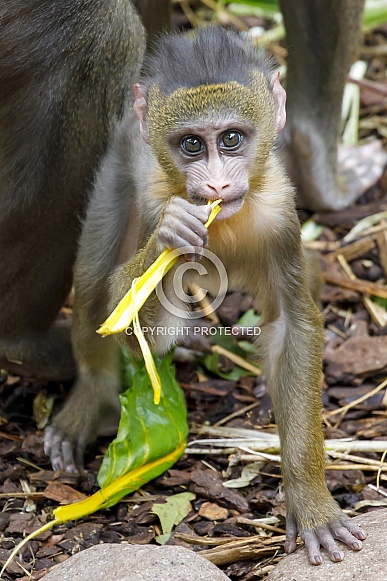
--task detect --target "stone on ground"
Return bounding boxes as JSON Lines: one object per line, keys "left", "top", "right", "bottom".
{"left": 42, "top": 543, "right": 229, "bottom": 581}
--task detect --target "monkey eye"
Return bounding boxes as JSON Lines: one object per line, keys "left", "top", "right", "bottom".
{"left": 181, "top": 135, "right": 204, "bottom": 155}
{"left": 221, "top": 130, "right": 243, "bottom": 150}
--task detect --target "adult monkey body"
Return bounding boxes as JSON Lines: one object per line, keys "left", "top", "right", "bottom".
{"left": 0, "top": 0, "right": 169, "bottom": 379}
{"left": 280, "top": 0, "right": 386, "bottom": 210}
{"left": 1, "top": 0, "right": 383, "bottom": 385}
{"left": 46, "top": 28, "right": 366, "bottom": 565}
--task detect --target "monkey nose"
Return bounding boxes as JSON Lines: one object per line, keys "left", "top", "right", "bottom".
{"left": 206, "top": 180, "right": 230, "bottom": 196}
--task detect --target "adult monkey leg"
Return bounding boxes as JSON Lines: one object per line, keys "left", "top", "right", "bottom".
{"left": 279, "top": 0, "right": 387, "bottom": 211}
{"left": 45, "top": 117, "right": 139, "bottom": 470}
{"left": 133, "top": 0, "right": 171, "bottom": 43}
{"left": 0, "top": 0, "right": 159, "bottom": 380}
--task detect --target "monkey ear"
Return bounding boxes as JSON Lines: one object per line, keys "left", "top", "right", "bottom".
{"left": 133, "top": 84, "right": 149, "bottom": 143}
{"left": 271, "top": 71, "right": 286, "bottom": 133}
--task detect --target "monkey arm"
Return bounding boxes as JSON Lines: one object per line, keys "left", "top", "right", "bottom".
{"left": 108, "top": 196, "right": 212, "bottom": 355}
{"left": 257, "top": 234, "right": 366, "bottom": 564}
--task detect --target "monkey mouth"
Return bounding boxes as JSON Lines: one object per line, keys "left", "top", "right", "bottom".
{"left": 191, "top": 193, "right": 245, "bottom": 220}
{"left": 215, "top": 195, "right": 245, "bottom": 220}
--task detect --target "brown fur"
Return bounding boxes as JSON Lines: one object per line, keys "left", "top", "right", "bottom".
{"left": 47, "top": 27, "right": 365, "bottom": 563}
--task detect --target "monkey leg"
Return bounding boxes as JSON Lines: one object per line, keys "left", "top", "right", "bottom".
{"left": 132, "top": 0, "right": 171, "bottom": 44}
{"left": 44, "top": 331, "right": 121, "bottom": 472}
{"left": 43, "top": 233, "right": 123, "bottom": 472}
{"left": 0, "top": 326, "right": 75, "bottom": 381}
{"left": 279, "top": 121, "right": 387, "bottom": 212}
{"left": 44, "top": 118, "right": 139, "bottom": 471}
{"left": 258, "top": 246, "right": 366, "bottom": 564}
{"left": 279, "top": 0, "right": 386, "bottom": 211}
{"left": 0, "top": 0, "right": 146, "bottom": 380}
{"left": 0, "top": 208, "right": 80, "bottom": 380}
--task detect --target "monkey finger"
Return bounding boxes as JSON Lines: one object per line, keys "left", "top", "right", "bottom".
{"left": 159, "top": 225, "right": 207, "bottom": 253}
{"left": 301, "top": 530, "right": 324, "bottom": 565}
{"left": 168, "top": 197, "right": 211, "bottom": 224}
{"left": 43, "top": 426, "right": 54, "bottom": 456}
{"left": 45, "top": 429, "right": 66, "bottom": 471}
{"left": 162, "top": 207, "right": 210, "bottom": 240}
{"left": 338, "top": 515, "right": 366, "bottom": 541}
{"left": 45, "top": 425, "right": 80, "bottom": 473}
{"left": 75, "top": 434, "right": 88, "bottom": 472}
{"left": 182, "top": 251, "right": 204, "bottom": 263}
{"left": 174, "top": 223, "right": 208, "bottom": 248}
{"left": 304, "top": 526, "right": 344, "bottom": 563}
{"left": 329, "top": 522, "right": 363, "bottom": 551}
{"left": 62, "top": 439, "right": 80, "bottom": 474}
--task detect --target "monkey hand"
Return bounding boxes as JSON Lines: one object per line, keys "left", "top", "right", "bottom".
{"left": 284, "top": 499, "right": 366, "bottom": 565}
{"left": 158, "top": 198, "right": 212, "bottom": 261}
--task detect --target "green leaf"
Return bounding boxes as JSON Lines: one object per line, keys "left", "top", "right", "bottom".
{"left": 301, "top": 220, "right": 324, "bottom": 242}
{"left": 201, "top": 350, "right": 253, "bottom": 380}
{"left": 152, "top": 492, "right": 196, "bottom": 537}
{"left": 201, "top": 309, "right": 261, "bottom": 378}
{"left": 225, "top": 0, "right": 280, "bottom": 17}
{"left": 155, "top": 533, "right": 171, "bottom": 545}
{"left": 363, "top": 1, "right": 387, "bottom": 31}
{"left": 372, "top": 296, "right": 387, "bottom": 309}
{"left": 237, "top": 308, "right": 260, "bottom": 327}
{"left": 210, "top": 327, "right": 246, "bottom": 355}
{"left": 97, "top": 349, "right": 188, "bottom": 491}
{"left": 238, "top": 340, "right": 259, "bottom": 354}
{"left": 223, "top": 461, "right": 264, "bottom": 488}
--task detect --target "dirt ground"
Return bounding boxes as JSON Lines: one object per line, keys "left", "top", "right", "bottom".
{"left": 1, "top": 3, "right": 387, "bottom": 580}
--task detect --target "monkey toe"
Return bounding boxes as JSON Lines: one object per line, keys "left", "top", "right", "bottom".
{"left": 301, "top": 515, "right": 365, "bottom": 565}
{"left": 284, "top": 513, "right": 298, "bottom": 555}
{"left": 338, "top": 514, "right": 366, "bottom": 541}
{"left": 279, "top": 123, "right": 387, "bottom": 210}
{"left": 44, "top": 425, "right": 82, "bottom": 473}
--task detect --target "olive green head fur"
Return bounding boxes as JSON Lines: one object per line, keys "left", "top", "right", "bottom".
{"left": 146, "top": 72, "right": 277, "bottom": 179}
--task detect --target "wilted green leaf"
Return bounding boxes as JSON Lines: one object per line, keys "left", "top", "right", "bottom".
{"left": 98, "top": 349, "right": 188, "bottom": 495}
{"left": 223, "top": 462, "right": 264, "bottom": 488}
{"left": 152, "top": 492, "right": 196, "bottom": 544}
{"left": 33, "top": 390, "right": 55, "bottom": 430}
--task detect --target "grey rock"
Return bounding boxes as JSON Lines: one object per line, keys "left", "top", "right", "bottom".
{"left": 268, "top": 509, "right": 387, "bottom": 581}
{"left": 42, "top": 543, "right": 229, "bottom": 581}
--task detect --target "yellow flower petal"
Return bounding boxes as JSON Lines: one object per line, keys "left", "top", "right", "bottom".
{"left": 131, "top": 278, "right": 162, "bottom": 404}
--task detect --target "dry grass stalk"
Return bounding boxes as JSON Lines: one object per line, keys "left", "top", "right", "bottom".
{"left": 335, "top": 253, "right": 387, "bottom": 326}
{"left": 211, "top": 344, "right": 261, "bottom": 376}
{"left": 325, "top": 237, "right": 375, "bottom": 262}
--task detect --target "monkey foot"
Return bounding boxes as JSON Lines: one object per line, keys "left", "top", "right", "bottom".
{"left": 337, "top": 141, "right": 387, "bottom": 202}
{"left": 279, "top": 126, "right": 387, "bottom": 211}
{"left": 44, "top": 385, "right": 121, "bottom": 472}
{"left": 285, "top": 511, "right": 366, "bottom": 565}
